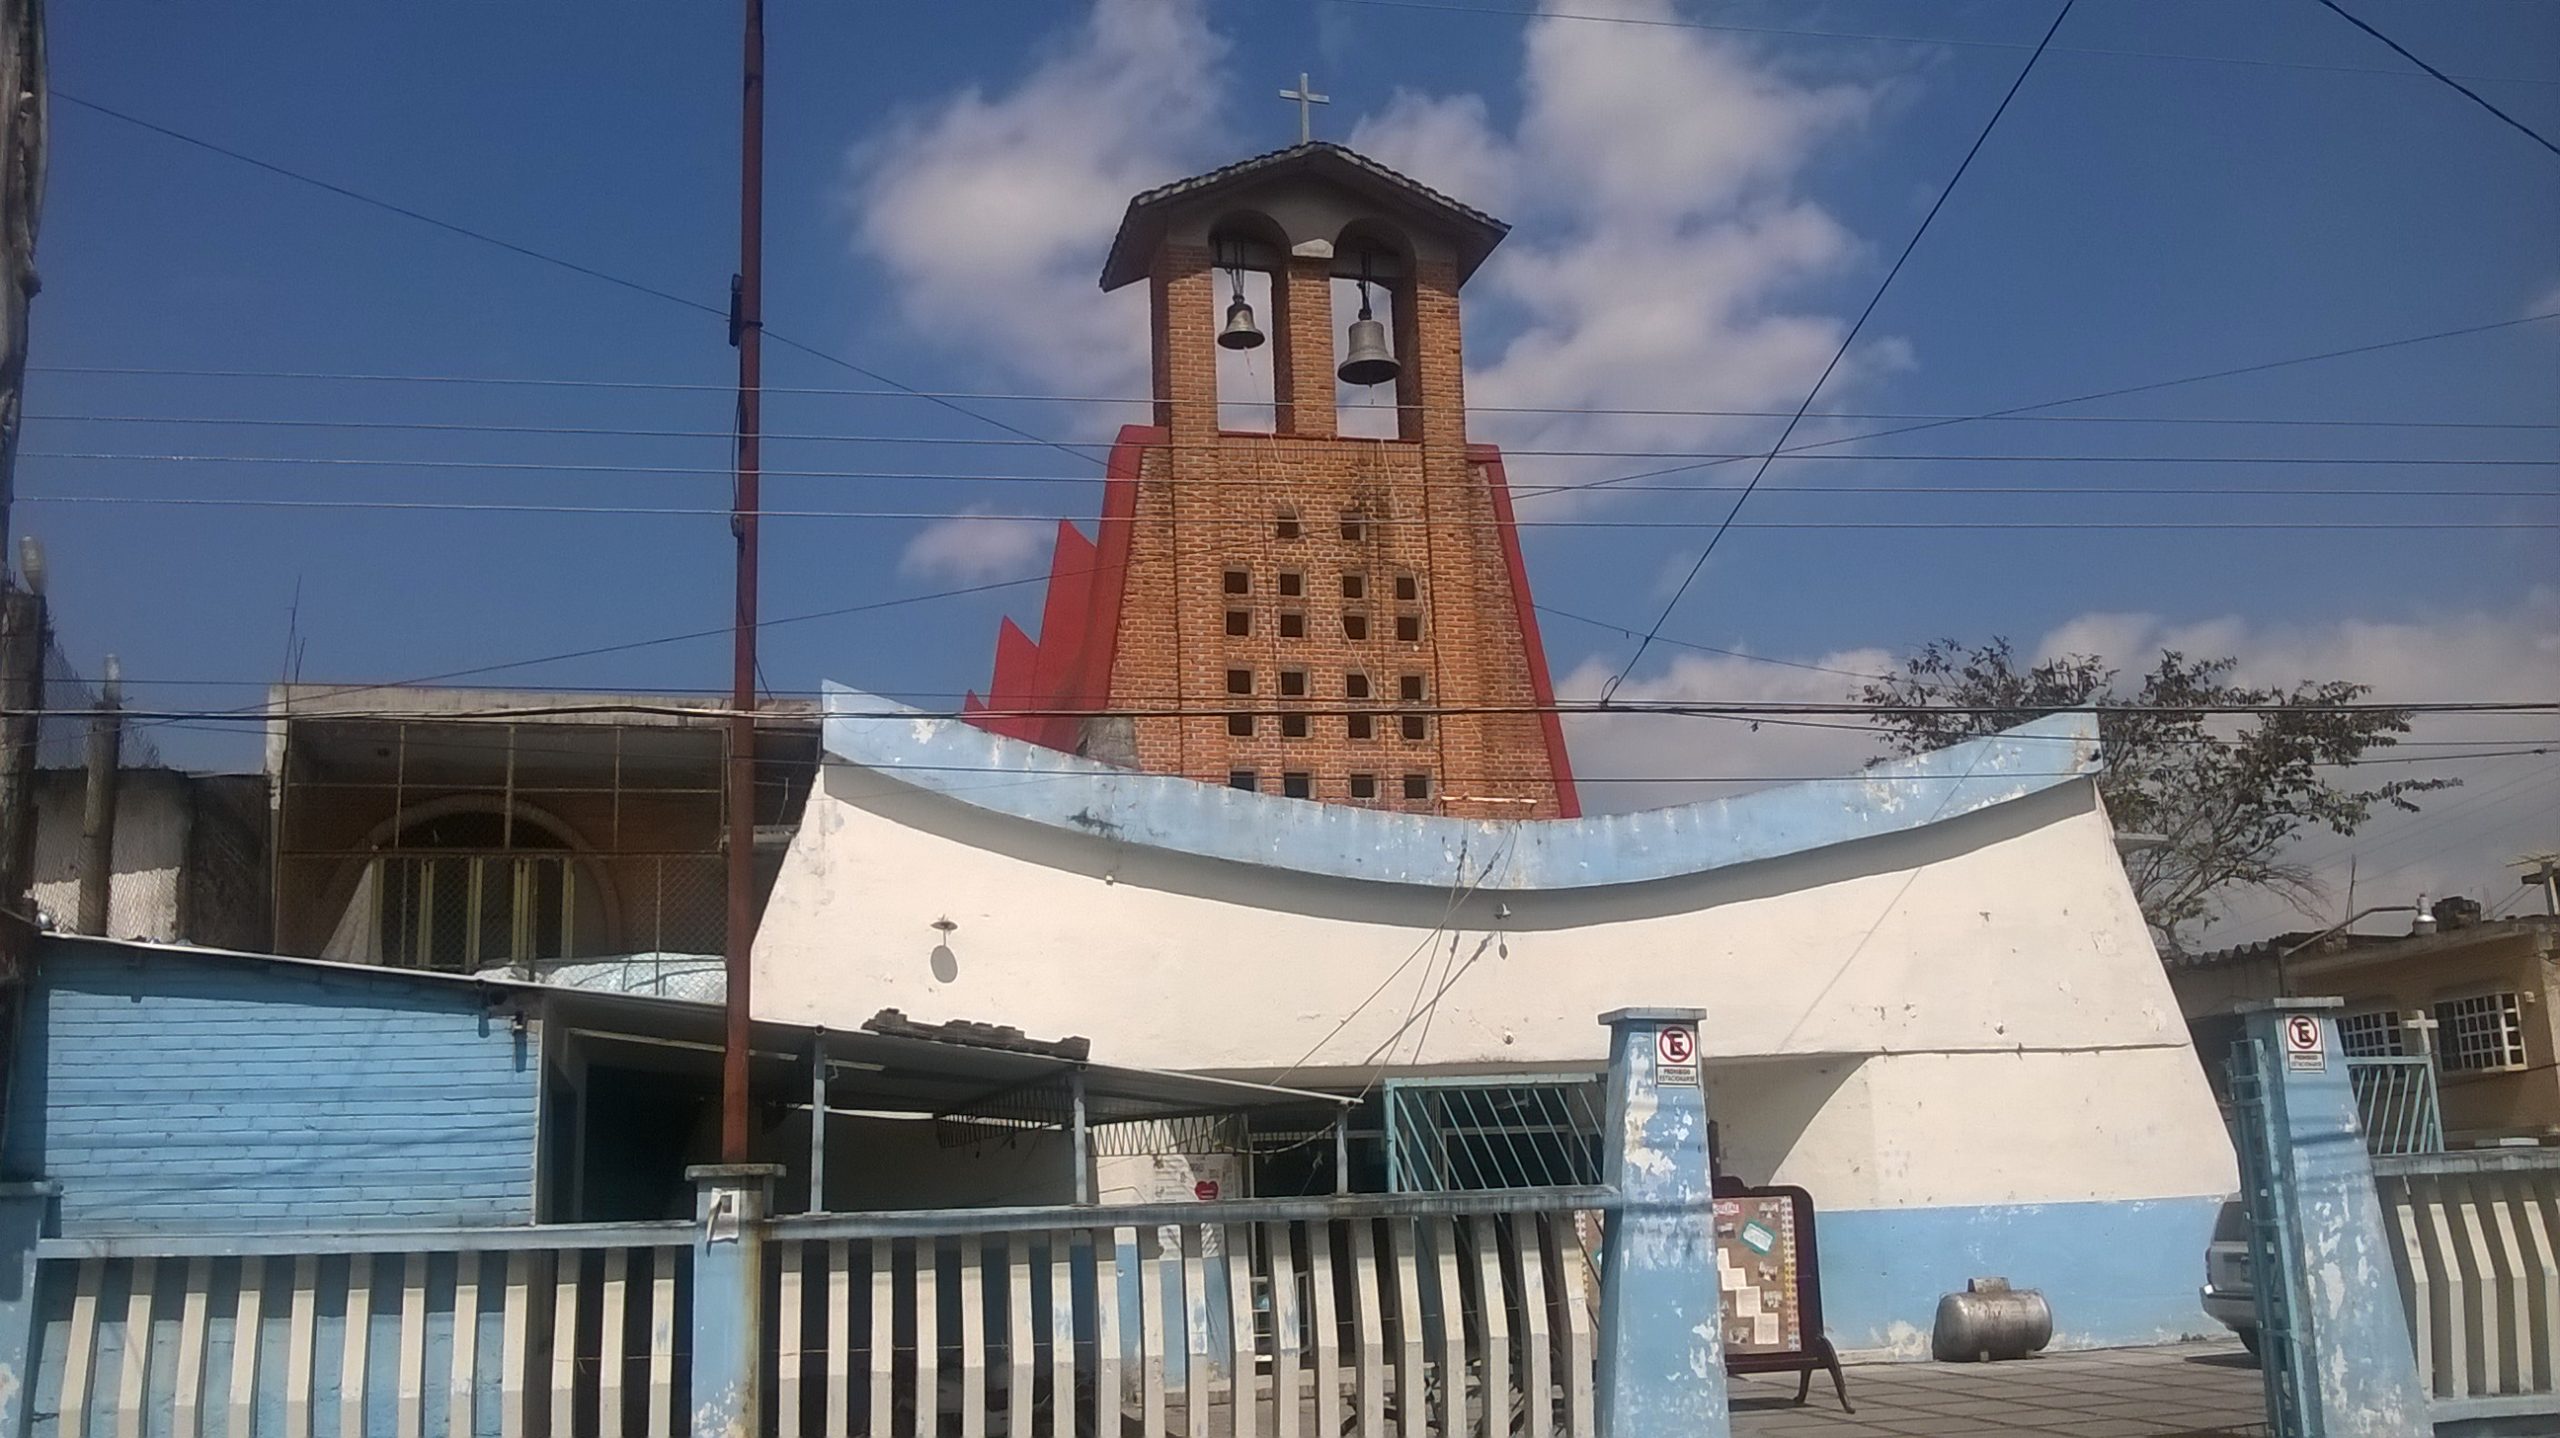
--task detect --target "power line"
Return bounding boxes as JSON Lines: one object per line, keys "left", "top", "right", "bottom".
{"left": 34, "top": 365, "right": 2560, "bottom": 430}
{"left": 37, "top": 697, "right": 2559, "bottom": 725}
{"left": 2309, "top": 0, "right": 2560, "bottom": 159}
{"left": 23, "top": 493, "right": 2554, "bottom": 531}
{"left": 50, "top": 89, "right": 1113, "bottom": 467}
{"left": 28, "top": 450, "right": 2560, "bottom": 487}
{"left": 1521, "top": 310, "right": 2560, "bottom": 503}
{"left": 35, "top": 414, "right": 2560, "bottom": 465}
{"left": 1606, "top": 0, "right": 2070, "bottom": 698}
{"left": 1300, "top": 0, "right": 2560, "bottom": 85}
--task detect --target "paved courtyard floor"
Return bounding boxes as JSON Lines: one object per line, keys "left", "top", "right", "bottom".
{"left": 1731, "top": 1340, "right": 2269, "bottom": 1437}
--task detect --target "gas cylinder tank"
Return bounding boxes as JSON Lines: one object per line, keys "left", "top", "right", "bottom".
{"left": 1931, "top": 1276, "right": 2053, "bottom": 1362}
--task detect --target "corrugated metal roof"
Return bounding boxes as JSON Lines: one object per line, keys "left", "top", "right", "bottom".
{"left": 1099, "top": 141, "right": 1510, "bottom": 291}
{"left": 36, "top": 933, "right": 1351, "bottom": 1125}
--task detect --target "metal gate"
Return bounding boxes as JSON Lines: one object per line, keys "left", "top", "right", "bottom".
{"left": 1383, "top": 1075, "right": 1604, "bottom": 1193}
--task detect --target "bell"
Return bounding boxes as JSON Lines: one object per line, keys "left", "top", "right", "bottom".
{"left": 1218, "top": 295, "right": 1265, "bottom": 351}
{"left": 1337, "top": 315, "right": 1399, "bottom": 386}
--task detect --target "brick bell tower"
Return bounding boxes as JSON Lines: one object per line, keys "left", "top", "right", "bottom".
{"left": 962, "top": 142, "right": 1578, "bottom": 820}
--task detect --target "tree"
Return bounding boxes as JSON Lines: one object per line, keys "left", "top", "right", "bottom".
{"left": 1856, "top": 639, "right": 2452, "bottom": 952}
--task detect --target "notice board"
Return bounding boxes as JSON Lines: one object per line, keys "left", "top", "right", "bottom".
{"left": 1714, "top": 1192, "right": 1803, "bottom": 1352}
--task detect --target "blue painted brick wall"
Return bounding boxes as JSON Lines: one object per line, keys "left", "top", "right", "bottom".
{"left": 4, "top": 941, "right": 540, "bottom": 1234}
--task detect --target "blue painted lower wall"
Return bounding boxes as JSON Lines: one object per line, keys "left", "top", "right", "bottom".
{"left": 1814, "top": 1195, "right": 2225, "bottom": 1354}
{"left": 6, "top": 940, "right": 542, "bottom": 1235}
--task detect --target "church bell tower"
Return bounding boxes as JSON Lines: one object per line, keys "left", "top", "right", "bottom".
{"left": 964, "top": 142, "right": 1578, "bottom": 820}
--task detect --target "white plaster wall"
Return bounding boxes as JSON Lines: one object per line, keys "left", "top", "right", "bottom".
{"left": 755, "top": 767, "right": 2237, "bottom": 1212}
{"left": 30, "top": 772, "right": 188, "bottom": 941}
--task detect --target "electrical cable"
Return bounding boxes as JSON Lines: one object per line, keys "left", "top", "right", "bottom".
{"left": 1299, "top": 0, "right": 2560, "bottom": 85}
{"left": 35, "top": 414, "right": 2560, "bottom": 465}
{"left": 2309, "top": 0, "right": 2560, "bottom": 159}
{"left": 1602, "top": 0, "right": 2078, "bottom": 700}
{"left": 1520, "top": 310, "right": 2560, "bottom": 504}
{"left": 50, "top": 90, "right": 1113, "bottom": 468}
{"left": 24, "top": 493, "right": 2556, "bottom": 531}
{"left": 30, "top": 365, "right": 2560, "bottom": 430}
{"left": 29, "top": 451, "right": 2560, "bottom": 492}
{"left": 27, "top": 697, "right": 2558, "bottom": 725}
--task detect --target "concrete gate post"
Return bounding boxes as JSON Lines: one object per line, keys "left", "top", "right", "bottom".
{"left": 2233, "top": 999, "right": 2429, "bottom": 1436}
{"left": 1595, "top": 1007, "right": 1730, "bottom": 1438}
{"left": 688, "top": 1163, "right": 784, "bottom": 1438}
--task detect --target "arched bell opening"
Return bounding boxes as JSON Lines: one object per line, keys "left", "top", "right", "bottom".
{"left": 1331, "top": 219, "right": 1416, "bottom": 439}
{"left": 1206, "top": 212, "right": 1288, "bottom": 434}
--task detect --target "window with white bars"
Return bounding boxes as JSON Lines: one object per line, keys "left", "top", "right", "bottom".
{"left": 2433, "top": 993, "right": 2529, "bottom": 1073}
{"left": 2338, "top": 1009, "right": 2409, "bottom": 1058}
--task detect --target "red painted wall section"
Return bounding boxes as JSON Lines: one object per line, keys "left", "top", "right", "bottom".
{"left": 1028, "top": 522, "right": 1098, "bottom": 750}
{"left": 986, "top": 619, "right": 1042, "bottom": 744}
{"left": 1472, "top": 443, "right": 1581, "bottom": 819}
{"left": 959, "top": 425, "right": 1153, "bottom": 755}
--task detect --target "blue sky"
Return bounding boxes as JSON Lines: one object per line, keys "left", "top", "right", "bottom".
{"left": 21, "top": 0, "right": 2559, "bottom": 940}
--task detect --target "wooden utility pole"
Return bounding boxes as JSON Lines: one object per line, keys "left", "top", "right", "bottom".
{"left": 721, "top": 0, "right": 765, "bottom": 1165}
{"left": 75, "top": 654, "right": 116, "bottom": 935}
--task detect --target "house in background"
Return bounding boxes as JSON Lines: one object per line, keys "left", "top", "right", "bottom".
{"left": 2168, "top": 906, "right": 2560, "bottom": 1145}
{"left": 261, "top": 684, "right": 820, "bottom": 994}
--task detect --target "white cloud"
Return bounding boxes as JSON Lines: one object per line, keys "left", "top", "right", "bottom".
{"left": 1558, "top": 643, "right": 1895, "bottom": 813}
{"left": 897, "top": 508, "right": 1055, "bottom": 584}
{"left": 850, "top": 0, "right": 1887, "bottom": 477}
{"left": 2528, "top": 278, "right": 2560, "bottom": 319}
{"left": 1350, "top": 0, "right": 1884, "bottom": 509}
{"left": 1561, "top": 592, "right": 2560, "bottom": 944}
{"left": 847, "top": 0, "right": 1228, "bottom": 400}
{"left": 2069, "top": 592, "right": 2560, "bottom": 940}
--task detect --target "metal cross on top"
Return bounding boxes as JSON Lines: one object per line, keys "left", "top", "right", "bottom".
{"left": 1280, "top": 72, "right": 1330, "bottom": 143}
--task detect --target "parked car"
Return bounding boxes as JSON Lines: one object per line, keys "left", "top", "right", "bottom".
{"left": 2202, "top": 1197, "right": 2259, "bottom": 1355}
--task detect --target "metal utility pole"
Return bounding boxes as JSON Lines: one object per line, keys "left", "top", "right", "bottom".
{"left": 75, "top": 653, "right": 115, "bottom": 934}
{"left": 2519, "top": 854, "right": 2559, "bottom": 918}
{"left": 720, "top": 0, "right": 765, "bottom": 1166}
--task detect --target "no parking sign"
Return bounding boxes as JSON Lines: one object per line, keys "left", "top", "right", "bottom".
{"left": 2284, "top": 1013, "right": 2327, "bottom": 1072}
{"left": 1657, "top": 1024, "right": 1700, "bottom": 1087}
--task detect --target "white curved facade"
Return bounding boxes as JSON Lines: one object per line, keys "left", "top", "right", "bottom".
{"left": 755, "top": 686, "right": 2238, "bottom": 1353}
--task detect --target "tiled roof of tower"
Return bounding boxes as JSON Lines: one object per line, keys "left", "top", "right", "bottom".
{"left": 1099, "top": 141, "right": 1511, "bottom": 291}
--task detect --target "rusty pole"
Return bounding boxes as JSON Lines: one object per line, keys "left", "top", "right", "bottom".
{"left": 721, "top": 0, "right": 765, "bottom": 1166}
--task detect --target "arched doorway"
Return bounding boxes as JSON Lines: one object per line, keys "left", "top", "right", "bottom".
{"left": 324, "top": 801, "right": 614, "bottom": 971}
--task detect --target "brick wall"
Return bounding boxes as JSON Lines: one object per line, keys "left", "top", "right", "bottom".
{"left": 1109, "top": 243, "right": 1564, "bottom": 819}
{"left": 5, "top": 940, "right": 541, "bottom": 1233}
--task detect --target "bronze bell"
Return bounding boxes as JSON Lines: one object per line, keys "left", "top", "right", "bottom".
{"left": 1337, "top": 314, "right": 1399, "bottom": 386}
{"left": 1218, "top": 295, "right": 1265, "bottom": 351}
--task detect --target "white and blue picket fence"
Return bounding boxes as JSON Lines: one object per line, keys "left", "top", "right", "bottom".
{"left": 17, "top": 1192, "right": 1606, "bottom": 1438}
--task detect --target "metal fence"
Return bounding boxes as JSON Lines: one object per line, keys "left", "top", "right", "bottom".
{"left": 28, "top": 1223, "right": 694, "bottom": 1438}
{"left": 26, "top": 1191, "right": 1608, "bottom": 1438}
{"left": 2347, "top": 1056, "right": 2445, "bottom": 1157}
{"left": 768, "top": 1190, "right": 1607, "bottom": 1438}
{"left": 1383, "top": 1076, "right": 1605, "bottom": 1193}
